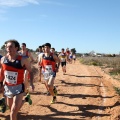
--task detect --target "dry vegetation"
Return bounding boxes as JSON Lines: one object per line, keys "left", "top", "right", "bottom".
{"left": 79, "top": 56, "right": 120, "bottom": 95}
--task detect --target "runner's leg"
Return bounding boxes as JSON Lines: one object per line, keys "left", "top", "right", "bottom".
{"left": 8, "top": 93, "right": 24, "bottom": 120}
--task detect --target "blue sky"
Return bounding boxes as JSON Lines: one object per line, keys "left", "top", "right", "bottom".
{"left": 0, "top": 0, "right": 120, "bottom": 54}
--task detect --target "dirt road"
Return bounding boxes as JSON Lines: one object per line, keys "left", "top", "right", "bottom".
{"left": 0, "top": 60, "right": 120, "bottom": 120}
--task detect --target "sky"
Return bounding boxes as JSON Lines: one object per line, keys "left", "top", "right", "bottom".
{"left": 0, "top": 0, "right": 120, "bottom": 54}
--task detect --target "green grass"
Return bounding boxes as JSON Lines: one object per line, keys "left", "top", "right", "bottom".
{"left": 109, "top": 68, "right": 120, "bottom": 76}
{"left": 114, "top": 87, "right": 120, "bottom": 95}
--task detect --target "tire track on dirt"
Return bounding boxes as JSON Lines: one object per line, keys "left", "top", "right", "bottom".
{"left": 82, "top": 65, "right": 108, "bottom": 120}
{"left": 90, "top": 66, "right": 120, "bottom": 120}
{"left": 93, "top": 67, "right": 108, "bottom": 120}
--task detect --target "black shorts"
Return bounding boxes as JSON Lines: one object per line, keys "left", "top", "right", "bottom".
{"left": 0, "top": 82, "right": 3, "bottom": 87}
{"left": 61, "top": 62, "right": 66, "bottom": 67}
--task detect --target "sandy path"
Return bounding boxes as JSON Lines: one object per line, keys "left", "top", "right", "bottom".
{"left": 0, "top": 60, "right": 120, "bottom": 120}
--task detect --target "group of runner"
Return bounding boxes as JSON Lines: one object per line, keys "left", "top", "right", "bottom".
{"left": 0, "top": 39, "right": 76, "bottom": 120}
{"left": 65, "top": 48, "right": 76, "bottom": 64}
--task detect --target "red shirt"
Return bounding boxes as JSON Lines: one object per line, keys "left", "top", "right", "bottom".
{"left": 2, "top": 55, "right": 25, "bottom": 86}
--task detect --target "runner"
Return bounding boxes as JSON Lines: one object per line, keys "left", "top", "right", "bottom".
{"left": 38, "top": 45, "right": 58, "bottom": 96}
{"left": 58, "top": 48, "right": 67, "bottom": 75}
{"left": 51, "top": 47, "right": 60, "bottom": 95}
{"left": 0, "top": 39, "right": 34, "bottom": 120}
{"left": 41, "top": 44, "right": 45, "bottom": 53}
{"left": 18, "top": 43, "right": 34, "bottom": 93}
{"left": 69, "top": 50, "right": 73, "bottom": 64}
{"left": 51, "top": 47, "right": 57, "bottom": 56}
{"left": 0, "top": 55, "right": 3, "bottom": 90}
{"left": 51, "top": 47, "right": 60, "bottom": 72}
{"left": 38, "top": 43, "right": 59, "bottom": 103}
{"left": 36, "top": 46, "right": 43, "bottom": 62}
{"left": 37, "top": 44, "right": 50, "bottom": 95}
{"left": 0, "top": 54, "right": 5, "bottom": 113}
{"left": 73, "top": 54, "right": 76, "bottom": 63}
{"left": 0, "top": 55, "right": 2, "bottom": 59}
{"left": 37, "top": 45, "right": 44, "bottom": 82}
{"left": 65, "top": 48, "right": 70, "bottom": 63}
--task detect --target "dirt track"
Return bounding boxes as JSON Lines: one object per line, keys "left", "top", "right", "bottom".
{"left": 0, "top": 60, "right": 120, "bottom": 120}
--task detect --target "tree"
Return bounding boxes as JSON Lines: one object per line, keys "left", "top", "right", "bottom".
{"left": 36, "top": 48, "right": 39, "bottom": 52}
{"left": 27, "top": 48, "right": 34, "bottom": 52}
{"left": 1, "top": 45, "right": 5, "bottom": 50}
{"left": 71, "top": 48, "right": 76, "bottom": 54}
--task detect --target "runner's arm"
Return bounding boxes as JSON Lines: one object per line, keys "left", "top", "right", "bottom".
{"left": 37, "top": 54, "right": 42, "bottom": 82}
{"left": 22, "top": 58, "right": 34, "bottom": 91}
{"left": 58, "top": 54, "right": 62, "bottom": 63}
{"left": 28, "top": 51, "right": 34, "bottom": 63}
{"left": 53, "top": 55, "right": 60, "bottom": 72}
{"left": 0, "top": 57, "right": 5, "bottom": 83}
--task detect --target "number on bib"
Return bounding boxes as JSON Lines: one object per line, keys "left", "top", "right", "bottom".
{"left": 4, "top": 71, "right": 18, "bottom": 84}
{"left": 44, "top": 65, "right": 53, "bottom": 80}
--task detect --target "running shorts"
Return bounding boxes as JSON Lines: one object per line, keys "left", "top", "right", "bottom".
{"left": 61, "top": 62, "right": 66, "bottom": 67}
{"left": 4, "top": 83, "right": 25, "bottom": 98}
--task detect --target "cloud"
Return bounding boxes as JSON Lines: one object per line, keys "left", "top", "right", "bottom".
{"left": 0, "top": 0, "right": 40, "bottom": 21}
{"left": 0, "top": 0, "right": 64, "bottom": 22}
{"left": 0, "top": 0, "right": 65, "bottom": 7}
{"left": 0, "top": 0, "right": 39, "bottom": 7}
{"left": 41, "top": 0, "right": 65, "bottom": 6}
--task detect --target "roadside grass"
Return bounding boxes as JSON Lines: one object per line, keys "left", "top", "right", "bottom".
{"left": 114, "top": 87, "right": 120, "bottom": 95}
{"left": 109, "top": 68, "right": 120, "bottom": 76}
{"left": 80, "top": 57, "right": 103, "bottom": 66}
{"left": 79, "top": 57, "right": 120, "bottom": 79}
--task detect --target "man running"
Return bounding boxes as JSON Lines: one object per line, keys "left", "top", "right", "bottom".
{"left": 59, "top": 48, "right": 67, "bottom": 75}
{"left": 69, "top": 50, "right": 73, "bottom": 64}
{"left": 51, "top": 47, "right": 60, "bottom": 72}
{"left": 36, "top": 46, "right": 43, "bottom": 62}
{"left": 0, "top": 55, "right": 3, "bottom": 90}
{"left": 38, "top": 43, "right": 59, "bottom": 103}
{"left": 37, "top": 44, "right": 44, "bottom": 82}
{"left": 0, "top": 54, "right": 5, "bottom": 113}
{"left": 65, "top": 48, "right": 70, "bottom": 63}
{"left": 73, "top": 54, "right": 76, "bottom": 63}
{"left": 0, "top": 40, "right": 34, "bottom": 120}
{"left": 18, "top": 43, "right": 34, "bottom": 93}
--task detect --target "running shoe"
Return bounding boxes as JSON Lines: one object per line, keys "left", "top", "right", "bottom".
{"left": 0, "top": 98, "right": 3, "bottom": 105}
{"left": 0, "top": 97, "right": 6, "bottom": 113}
{"left": 25, "top": 93, "right": 32, "bottom": 105}
{"left": 46, "top": 91, "right": 50, "bottom": 96}
{"left": 50, "top": 96, "right": 57, "bottom": 104}
{"left": 44, "top": 91, "right": 50, "bottom": 96}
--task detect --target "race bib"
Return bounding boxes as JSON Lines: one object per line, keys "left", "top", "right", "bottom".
{"left": 61, "top": 58, "right": 66, "bottom": 62}
{"left": 4, "top": 71, "right": 18, "bottom": 84}
{"left": 44, "top": 65, "right": 53, "bottom": 80}
{"left": 45, "top": 65, "right": 52, "bottom": 73}
{"left": 44, "top": 72, "right": 51, "bottom": 80}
